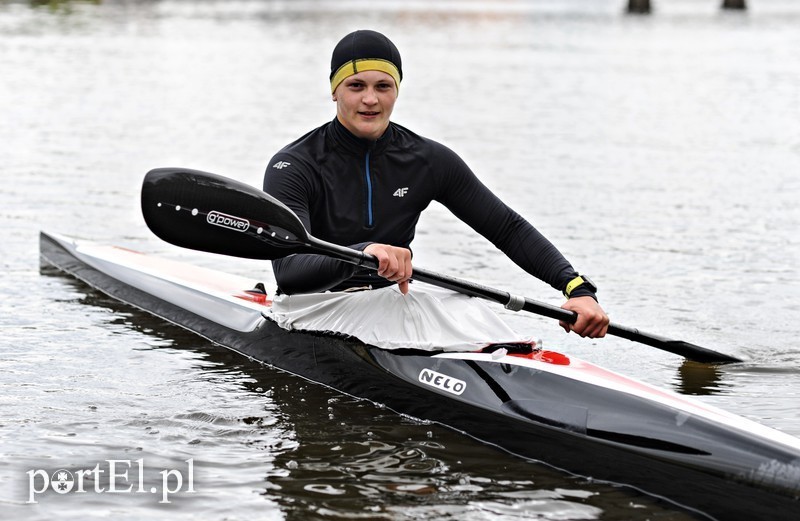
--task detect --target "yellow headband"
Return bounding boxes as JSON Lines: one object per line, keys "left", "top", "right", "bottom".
{"left": 330, "top": 58, "right": 401, "bottom": 94}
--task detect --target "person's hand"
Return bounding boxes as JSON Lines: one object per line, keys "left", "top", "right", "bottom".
{"left": 364, "top": 243, "right": 413, "bottom": 294}
{"left": 559, "top": 296, "right": 609, "bottom": 338}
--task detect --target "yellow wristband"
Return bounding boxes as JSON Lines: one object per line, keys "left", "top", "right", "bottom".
{"left": 564, "top": 276, "right": 586, "bottom": 298}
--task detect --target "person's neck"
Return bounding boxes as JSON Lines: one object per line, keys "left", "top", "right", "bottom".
{"left": 332, "top": 117, "right": 392, "bottom": 153}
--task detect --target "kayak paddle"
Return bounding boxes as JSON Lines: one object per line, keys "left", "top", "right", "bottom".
{"left": 141, "top": 167, "right": 742, "bottom": 364}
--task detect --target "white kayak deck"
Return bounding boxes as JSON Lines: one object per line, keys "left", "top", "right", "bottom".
{"left": 55, "top": 233, "right": 528, "bottom": 351}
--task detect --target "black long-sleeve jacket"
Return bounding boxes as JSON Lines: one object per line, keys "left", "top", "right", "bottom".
{"left": 264, "top": 118, "right": 592, "bottom": 298}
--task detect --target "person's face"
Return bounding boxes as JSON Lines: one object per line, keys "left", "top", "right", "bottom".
{"left": 333, "top": 70, "right": 398, "bottom": 141}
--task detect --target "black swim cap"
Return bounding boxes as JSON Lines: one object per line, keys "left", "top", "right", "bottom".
{"left": 330, "top": 30, "right": 402, "bottom": 93}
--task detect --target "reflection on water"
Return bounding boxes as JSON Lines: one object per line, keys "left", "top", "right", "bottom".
{"left": 674, "top": 361, "right": 728, "bottom": 396}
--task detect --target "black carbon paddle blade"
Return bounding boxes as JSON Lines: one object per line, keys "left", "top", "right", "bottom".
{"left": 658, "top": 340, "right": 743, "bottom": 364}
{"left": 141, "top": 167, "right": 309, "bottom": 260}
{"left": 606, "top": 324, "right": 743, "bottom": 364}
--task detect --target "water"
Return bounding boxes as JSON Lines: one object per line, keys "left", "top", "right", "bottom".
{"left": 2, "top": 0, "right": 799, "bottom": 519}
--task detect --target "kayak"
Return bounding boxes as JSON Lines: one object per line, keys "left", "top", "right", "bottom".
{"left": 39, "top": 230, "right": 800, "bottom": 520}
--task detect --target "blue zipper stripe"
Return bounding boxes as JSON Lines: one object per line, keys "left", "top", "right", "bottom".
{"left": 365, "top": 150, "right": 374, "bottom": 227}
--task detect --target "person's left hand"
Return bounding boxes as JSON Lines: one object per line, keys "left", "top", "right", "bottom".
{"left": 559, "top": 296, "right": 609, "bottom": 338}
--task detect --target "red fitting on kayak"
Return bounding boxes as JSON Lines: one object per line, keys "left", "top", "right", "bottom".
{"left": 509, "top": 350, "right": 571, "bottom": 366}
{"left": 234, "top": 283, "right": 271, "bottom": 305}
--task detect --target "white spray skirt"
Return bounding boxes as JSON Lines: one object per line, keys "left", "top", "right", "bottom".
{"left": 267, "top": 283, "right": 530, "bottom": 351}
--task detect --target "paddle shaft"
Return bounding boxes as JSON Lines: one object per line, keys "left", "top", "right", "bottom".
{"left": 141, "top": 168, "right": 742, "bottom": 364}
{"left": 307, "top": 235, "right": 742, "bottom": 364}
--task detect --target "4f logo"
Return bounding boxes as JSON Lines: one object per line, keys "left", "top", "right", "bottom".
{"left": 393, "top": 187, "right": 409, "bottom": 198}
{"left": 272, "top": 161, "right": 291, "bottom": 170}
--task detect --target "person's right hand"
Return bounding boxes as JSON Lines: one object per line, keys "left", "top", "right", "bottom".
{"left": 559, "top": 296, "right": 609, "bottom": 338}
{"left": 364, "top": 243, "right": 413, "bottom": 294}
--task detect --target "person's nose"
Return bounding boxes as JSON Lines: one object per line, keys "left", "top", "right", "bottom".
{"left": 362, "top": 87, "right": 378, "bottom": 105}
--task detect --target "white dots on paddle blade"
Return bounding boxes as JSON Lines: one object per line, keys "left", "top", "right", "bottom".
{"left": 192, "top": 208, "right": 198, "bottom": 216}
